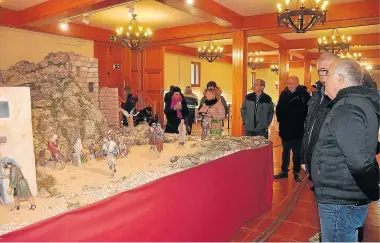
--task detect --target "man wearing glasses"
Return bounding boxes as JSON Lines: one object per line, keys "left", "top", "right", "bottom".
{"left": 300, "top": 52, "right": 340, "bottom": 187}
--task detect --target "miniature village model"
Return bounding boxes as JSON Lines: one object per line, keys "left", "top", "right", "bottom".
{"left": 0, "top": 52, "right": 269, "bottom": 235}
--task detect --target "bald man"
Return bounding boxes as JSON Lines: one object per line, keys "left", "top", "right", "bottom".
{"left": 275, "top": 76, "right": 310, "bottom": 182}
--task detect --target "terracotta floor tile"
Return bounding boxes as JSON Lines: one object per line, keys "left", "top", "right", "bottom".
{"left": 282, "top": 208, "right": 309, "bottom": 224}
{"left": 362, "top": 224, "right": 380, "bottom": 242}
{"left": 364, "top": 212, "right": 380, "bottom": 227}
{"left": 242, "top": 230, "right": 263, "bottom": 242}
{"left": 231, "top": 228, "right": 252, "bottom": 242}
{"left": 243, "top": 217, "right": 264, "bottom": 231}
{"left": 266, "top": 235, "right": 292, "bottom": 242}
{"left": 292, "top": 225, "right": 320, "bottom": 242}
{"left": 254, "top": 218, "right": 277, "bottom": 233}
{"left": 302, "top": 212, "right": 321, "bottom": 229}
{"left": 271, "top": 221, "right": 300, "bottom": 239}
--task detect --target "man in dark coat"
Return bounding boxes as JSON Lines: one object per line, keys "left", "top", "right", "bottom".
{"left": 311, "top": 58, "right": 379, "bottom": 242}
{"left": 275, "top": 76, "right": 310, "bottom": 182}
{"left": 300, "top": 52, "right": 340, "bottom": 187}
{"left": 241, "top": 79, "right": 274, "bottom": 139}
{"left": 164, "top": 86, "right": 189, "bottom": 133}
{"left": 183, "top": 86, "right": 198, "bottom": 135}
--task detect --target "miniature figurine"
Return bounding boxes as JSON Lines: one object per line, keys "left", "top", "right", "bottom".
{"left": 201, "top": 118, "right": 211, "bottom": 140}
{"left": 48, "top": 134, "right": 65, "bottom": 165}
{"left": 155, "top": 123, "right": 164, "bottom": 153}
{"left": 0, "top": 157, "right": 36, "bottom": 211}
{"left": 120, "top": 108, "right": 139, "bottom": 128}
{"left": 102, "top": 130, "right": 119, "bottom": 178}
{"left": 178, "top": 119, "right": 186, "bottom": 146}
{"left": 148, "top": 123, "right": 156, "bottom": 151}
{"left": 73, "top": 135, "right": 84, "bottom": 167}
{"left": 118, "top": 137, "right": 128, "bottom": 158}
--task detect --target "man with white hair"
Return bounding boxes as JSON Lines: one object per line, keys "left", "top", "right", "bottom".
{"left": 301, "top": 52, "right": 340, "bottom": 189}
{"left": 311, "top": 58, "right": 380, "bottom": 242}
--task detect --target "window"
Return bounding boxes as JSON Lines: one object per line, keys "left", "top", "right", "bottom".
{"left": 191, "top": 62, "right": 201, "bottom": 87}
{"left": 251, "top": 72, "right": 256, "bottom": 90}
{"left": 0, "top": 101, "right": 9, "bottom": 118}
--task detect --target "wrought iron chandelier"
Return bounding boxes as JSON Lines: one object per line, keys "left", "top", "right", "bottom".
{"left": 338, "top": 52, "right": 363, "bottom": 61}
{"left": 248, "top": 57, "right": 264, "bottom": 70}
{"left": 271, "top": 65, "right": 279, "bottom": 74}
{"left": 198, "top": 40, "right": 223, "bottom": 63}
{"left": 360, "top": 62, "right": 372, "bottom": 71}
{"left": 318, "top": 29, "right": 350, "bottom": 53}
{"left": 277, "top": 0, "right": 328, "bottom": 33}
{"left": 116, "top": 14, "right": 152, "bottom": 50}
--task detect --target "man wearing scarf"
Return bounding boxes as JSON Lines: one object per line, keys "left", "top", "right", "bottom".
{"left": 164, "top": 86, "right": 189, "bottom": 133}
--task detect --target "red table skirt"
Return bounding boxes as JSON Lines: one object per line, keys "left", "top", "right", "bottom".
{"left": 0, "top": 144, "right": 273, "bottom": 242}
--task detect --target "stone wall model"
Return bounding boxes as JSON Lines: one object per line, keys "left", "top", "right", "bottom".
{"left": 0, "top": 52, "right": 109, "bottom": 160}
{"left": 99, "top": 87, "right": 120, "bottom": 126}
{"left": 70, "top": 55, "right": 99, "bottom": 105}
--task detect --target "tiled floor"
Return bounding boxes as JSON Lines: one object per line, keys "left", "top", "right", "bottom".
{"left": 230, "top": 130, "right": 380, "bottom": 242}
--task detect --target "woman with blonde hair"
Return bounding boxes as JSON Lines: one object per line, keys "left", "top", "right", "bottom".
{"left": 198, "top": 87, "right": 225, "bottom": 139}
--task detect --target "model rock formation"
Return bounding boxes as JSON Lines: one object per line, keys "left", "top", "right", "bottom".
{"left": 0, "top": 52, "right": 109, "bottom": 160}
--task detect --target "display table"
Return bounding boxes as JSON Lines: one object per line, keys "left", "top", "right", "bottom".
{"left": 0, "top": 144, "right": 273, "bottom": 242}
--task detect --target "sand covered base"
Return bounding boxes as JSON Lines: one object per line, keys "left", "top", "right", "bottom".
{"left": 0, "top": 135, "right": 269, "bottom": 235}
{"left": 0, "top": 142, "right": 200, "bottom": 235}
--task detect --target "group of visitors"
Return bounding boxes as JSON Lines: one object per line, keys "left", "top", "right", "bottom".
{"left": 240, "top": 52, "right": 379, "bottom": 242}
{"left": 163, "top": 81, "right": 228, "bottom": 136}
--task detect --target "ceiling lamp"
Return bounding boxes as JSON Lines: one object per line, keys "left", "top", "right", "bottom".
{"left": 116, "top": 14, "right": 152, "bottom": 50}
{"left": 338, "top": 52, "right": 363, "bottom": 61}
{"left": 277, "top": 0, "right": 328, "bottom": 33}
{"left": 198, "top": 40, "right": 223, "bottom": 63}
{"left": 318, "top": 29, "right": 350, "bottom": 53}
{"left": 271, "top": 65, "right": 279, "bottom": 74}
{"left": 248, "top": 57, "right": 264, "bottom": 70}
{"left": 361, "top": 62, "right": 372, "bottom": 71}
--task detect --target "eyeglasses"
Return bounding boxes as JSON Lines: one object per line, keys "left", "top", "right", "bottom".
{"left": 318, "top": 69, "right": 329, "bottom": 76}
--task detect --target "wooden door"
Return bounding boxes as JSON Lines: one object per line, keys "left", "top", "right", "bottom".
{"left": 143, "top": 47, "right": 165, "bottom": 124}
{"left": 94, "top": 42, "right": 124, "bottom": 97}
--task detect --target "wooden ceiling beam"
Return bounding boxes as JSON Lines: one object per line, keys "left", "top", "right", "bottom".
{"left": 156, "top": 0, "right": 244, "bottom": 28}
{"left": 223, "top": 43, "right": 276, "bottom": 54}
{"left": 307, "top": 49, "right": 380, "bottom": 60}
{"left": 281, "top": 33, "right": 380, "bottom": 50}
{"left": 0, "top": 8, "right": 22, "bottom": 26}
{"left": 19, "top": 0, "right": 136, "bottom": 26}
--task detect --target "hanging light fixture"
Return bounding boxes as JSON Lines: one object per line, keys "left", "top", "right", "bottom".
{"left": 360, "top": 62, "right": 372, "bottom": 71}
{"left": 338, "top": 52, "right": 363, "bottom": 61}
{"left": 271, "top": 64, "right": 279, "bottom": 74}
{"left": 198, "top": 39, "right": 223, "bottom": 63}
{"left": 248, "top": 57, "right": 264, "bottom": 70}
{"left": 116, "top": 14, "right": 152, "bottom": 50}
{"left": 277, "top": 0, "right": 328, "bottom": 33}
{"left": 318, "top": 29, "right": 350, "bottom": 53}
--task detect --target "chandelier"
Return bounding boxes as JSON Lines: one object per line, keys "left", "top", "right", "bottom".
{"left": 271, "top": 65, "right": 279, "bottom": 74}
{"left": 277, "top": 0, "right": 328, "bottom": 33}
{"left": 318, "top": 29, "right": 350, "bottom": 53}
{"left": 248, "top": 57, "right": 264, "bottom": 70}
{"left": 361, "top": 62, "right": 372, "bottom": 71}
{"left": 338, "top": 52, "right": 363, "bottom": 61}
{"left": 116, "top": 14, "right": 152, "bottom": 50}
{"left": 198, "top": 40, "right": 223, "bottom": 63}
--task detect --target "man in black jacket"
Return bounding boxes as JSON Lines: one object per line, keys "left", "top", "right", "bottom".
{"left": 241, "top": 79, "right": 274, "bottom": 139}
{"left": 312, "top": 59, "right": 380, "bottom": 242}
{"left": 275, "top": 76, "right": 310, "bottom": 182}
{"left": 300, "top": 52, "right": 340, "bottom": 187}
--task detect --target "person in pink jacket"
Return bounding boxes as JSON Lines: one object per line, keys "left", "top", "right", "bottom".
{"left": 198, "top": 87, "right": 226, "bottom": 139}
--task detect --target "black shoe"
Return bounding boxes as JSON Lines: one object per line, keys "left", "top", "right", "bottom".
{"left": 274, "top": 171, "right": 288, "bottom": 179}
{"left": 11, "top": 206, "right": 20, "bottom": 211}
{"left": 30, "top": 205, "right": 36, "bottom": 210}
{"left": 294, "top": 173, "right": 301, "bottom": 182}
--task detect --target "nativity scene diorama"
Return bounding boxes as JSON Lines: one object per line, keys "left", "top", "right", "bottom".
{"left": 0, "top": 52, "right": 269, "bottom": 236}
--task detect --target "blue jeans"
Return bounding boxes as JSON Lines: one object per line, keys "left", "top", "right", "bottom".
{"left": 318, "top": 203, "right": 369, "bottom": 242}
